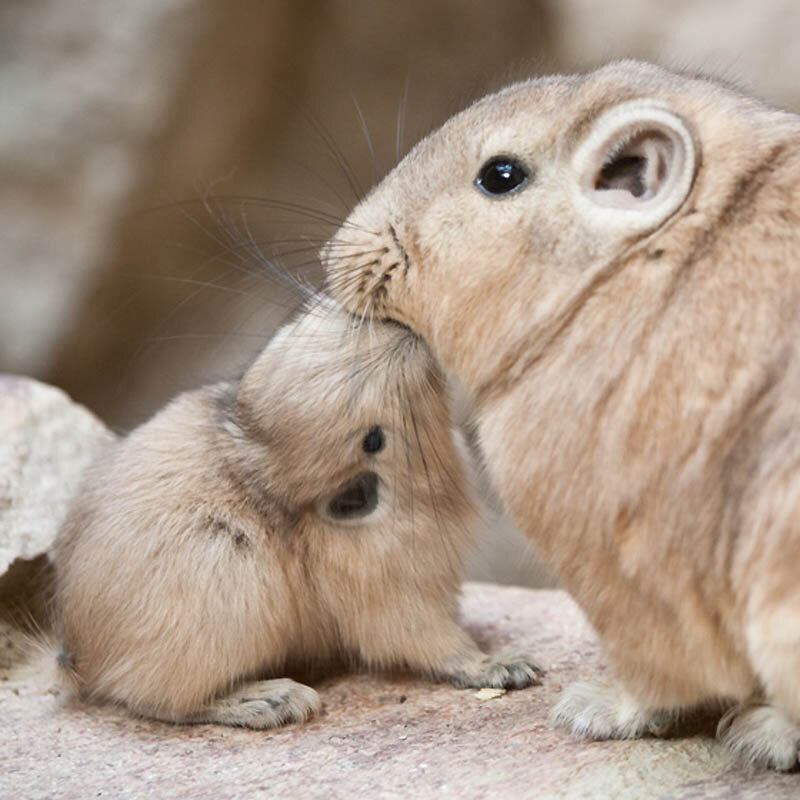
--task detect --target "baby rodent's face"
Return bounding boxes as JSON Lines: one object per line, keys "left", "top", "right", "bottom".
{"left": 321, "top": 61, "right": 726, "bottom": 392}
{"left": 234, "top": 301, "right": 468, "bottom": 530}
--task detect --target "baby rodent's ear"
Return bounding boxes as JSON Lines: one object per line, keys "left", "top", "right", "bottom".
{"left": 572, "top": 100, "right": 697, "bottom": 235}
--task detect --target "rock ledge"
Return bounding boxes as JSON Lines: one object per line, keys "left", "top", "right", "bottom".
{"left": 1, "top": 377, "right": 795, "bottom": 798}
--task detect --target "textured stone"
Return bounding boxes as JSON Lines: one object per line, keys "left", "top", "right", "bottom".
{"left": 3, "top": 583, "right": 797, "bottom": 799}
{"left": 0, "top": 375, "right": 113, "bottom": 578}
{"left": 0, "top": 375, "right": 113, "bottom": 658}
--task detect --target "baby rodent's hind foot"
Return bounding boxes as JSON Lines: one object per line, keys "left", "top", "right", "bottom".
{"left": 185, "top": 678, "right": 322, "bottom": 730}
{"left": 717, "top": 701, "right": 800, "bottom": 771}
{"left": 445, "top": 649, "right": 543, "bottom": 690}
{"left": 552, "top": 680, "right": 675, "bottom": 740}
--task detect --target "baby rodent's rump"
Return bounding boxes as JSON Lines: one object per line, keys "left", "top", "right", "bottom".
{"left": 323, "top": 61, "right": 800, "bottom": 768}
{"left": 52, "top": 299, "right": 540, "bottom": 728}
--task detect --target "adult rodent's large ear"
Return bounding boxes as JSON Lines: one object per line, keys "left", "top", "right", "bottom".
{"left": 572, "top": 101, "right": 698, "bottom": 234}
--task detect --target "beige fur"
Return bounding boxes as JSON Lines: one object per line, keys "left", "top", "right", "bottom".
{"left": 52, "top": 299, "right": 541, "bottom": 729}
{"left": 323, "top": 61, "right": 800, "bottom": 768}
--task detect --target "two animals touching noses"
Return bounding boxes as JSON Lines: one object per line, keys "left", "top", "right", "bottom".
{"left": 52, "top": 61, "right": 800, "bottom": 771}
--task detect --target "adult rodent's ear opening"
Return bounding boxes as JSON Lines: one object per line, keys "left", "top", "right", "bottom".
{"left": 572, "top": 101, "right": 698, "bottom": 235}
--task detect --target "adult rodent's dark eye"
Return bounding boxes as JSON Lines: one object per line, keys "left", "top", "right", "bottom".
{"left": 362, "top": 426, "right": 384, "bottom": 454}
{"left": 475, "top": 157, "right": 529, "bottom": 196}
{"left": 328, "top": 472, "right": 379, "bottom": 519}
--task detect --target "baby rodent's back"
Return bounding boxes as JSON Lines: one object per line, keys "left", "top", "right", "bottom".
{"left": 52, "top": 303, "right": 477, "bottom": 717}
{"left": 53, "top": 385, "right": 304, "bottom": 712}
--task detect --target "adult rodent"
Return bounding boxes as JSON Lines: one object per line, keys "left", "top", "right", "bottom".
{"left": 323, "top": 61, "right": 800, "bottom": 769}
{"left": 52, "top": 298, "right": 541, "bottom": 729}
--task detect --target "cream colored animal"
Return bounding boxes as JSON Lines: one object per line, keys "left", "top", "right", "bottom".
{"left": 323, "top": 61, "right": 800, "bottom": 769}
{"left": 52, "top": 299, "right": 541, "bottom": 729}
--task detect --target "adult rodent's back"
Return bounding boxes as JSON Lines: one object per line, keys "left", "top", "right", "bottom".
{"left": 322, "top": 61, "right": 800, "bottom": 768}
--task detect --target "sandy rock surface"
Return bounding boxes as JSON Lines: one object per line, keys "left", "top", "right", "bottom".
{"left": 3, "top": 584, "right": 796, "bottom": 800}
{"left": 1, "top": 376, "right": 796, "bottom": 798}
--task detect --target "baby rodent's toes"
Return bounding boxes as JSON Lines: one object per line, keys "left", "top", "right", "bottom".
{"left": 191, "top": 678, "right": 322, "bottom": 730}
{"left": 448, "top": 652, "right": 543, "bottom": 690}
{"left": 495, "top": 653, "right": 545, "bottom": 689}
{"left": 552, "top": 680, "right": 673, "bottom": 740}
{"left": 717, "top": 702, "right": 800, "bottom": 771}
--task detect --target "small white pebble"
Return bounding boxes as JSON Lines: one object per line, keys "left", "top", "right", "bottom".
{"left": 473, "top": 687, "right": 506, "bottom": 701}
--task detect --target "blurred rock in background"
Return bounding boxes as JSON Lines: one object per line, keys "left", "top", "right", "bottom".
{"left": 2, "top": 0, "right": 798, "bottom": 588}
{"left": 0, "top": 0, "right": 209, "bottom": 384}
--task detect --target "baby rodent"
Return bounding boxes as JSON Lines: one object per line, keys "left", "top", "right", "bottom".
{"left": 323, "top": 61, "right": 800, "bottom": 769}
{"left": 51, "top": 298, "right": 540, "bottom": 729}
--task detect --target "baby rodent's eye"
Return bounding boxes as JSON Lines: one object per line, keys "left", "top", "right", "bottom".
{"left": 475, "top": 156, "right": 529, "bottom": 196}
{"left": 362, "top": 426, "right": 385, "bottom": 454}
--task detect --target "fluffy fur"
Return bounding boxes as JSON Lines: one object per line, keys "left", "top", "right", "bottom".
{"left": 323, "top": 61, "right": 800, "bottom": 769}
{"left": 52, "top": 300, "right": 541, "bottom": 729}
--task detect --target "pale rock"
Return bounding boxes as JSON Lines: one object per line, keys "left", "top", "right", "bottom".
{"left": 0, "top": 375, "right": 114, "bottom": 576}
{"left": 3, "top": 583, "right": 798, "bottom": 799}
{"left": 0, "top": 375, "right": 113, "bottom": 672}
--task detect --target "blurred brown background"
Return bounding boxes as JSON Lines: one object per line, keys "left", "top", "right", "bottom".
{"left": 3, "top": 0, "right": 799, "bottom": 587}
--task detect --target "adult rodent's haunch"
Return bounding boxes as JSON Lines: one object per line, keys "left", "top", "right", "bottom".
{"left": 323, "top": 61, "right": 800, "bottom": 769}
{"left": 52, "top": 299, "right": 541, "bottom": 729}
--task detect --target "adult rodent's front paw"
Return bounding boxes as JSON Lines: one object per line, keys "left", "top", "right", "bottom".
{"left": 552, "top": 680, "right": 674, "bottom": 740}
{"left": 717, "top": 701, "right": 800, "bottom": 771}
